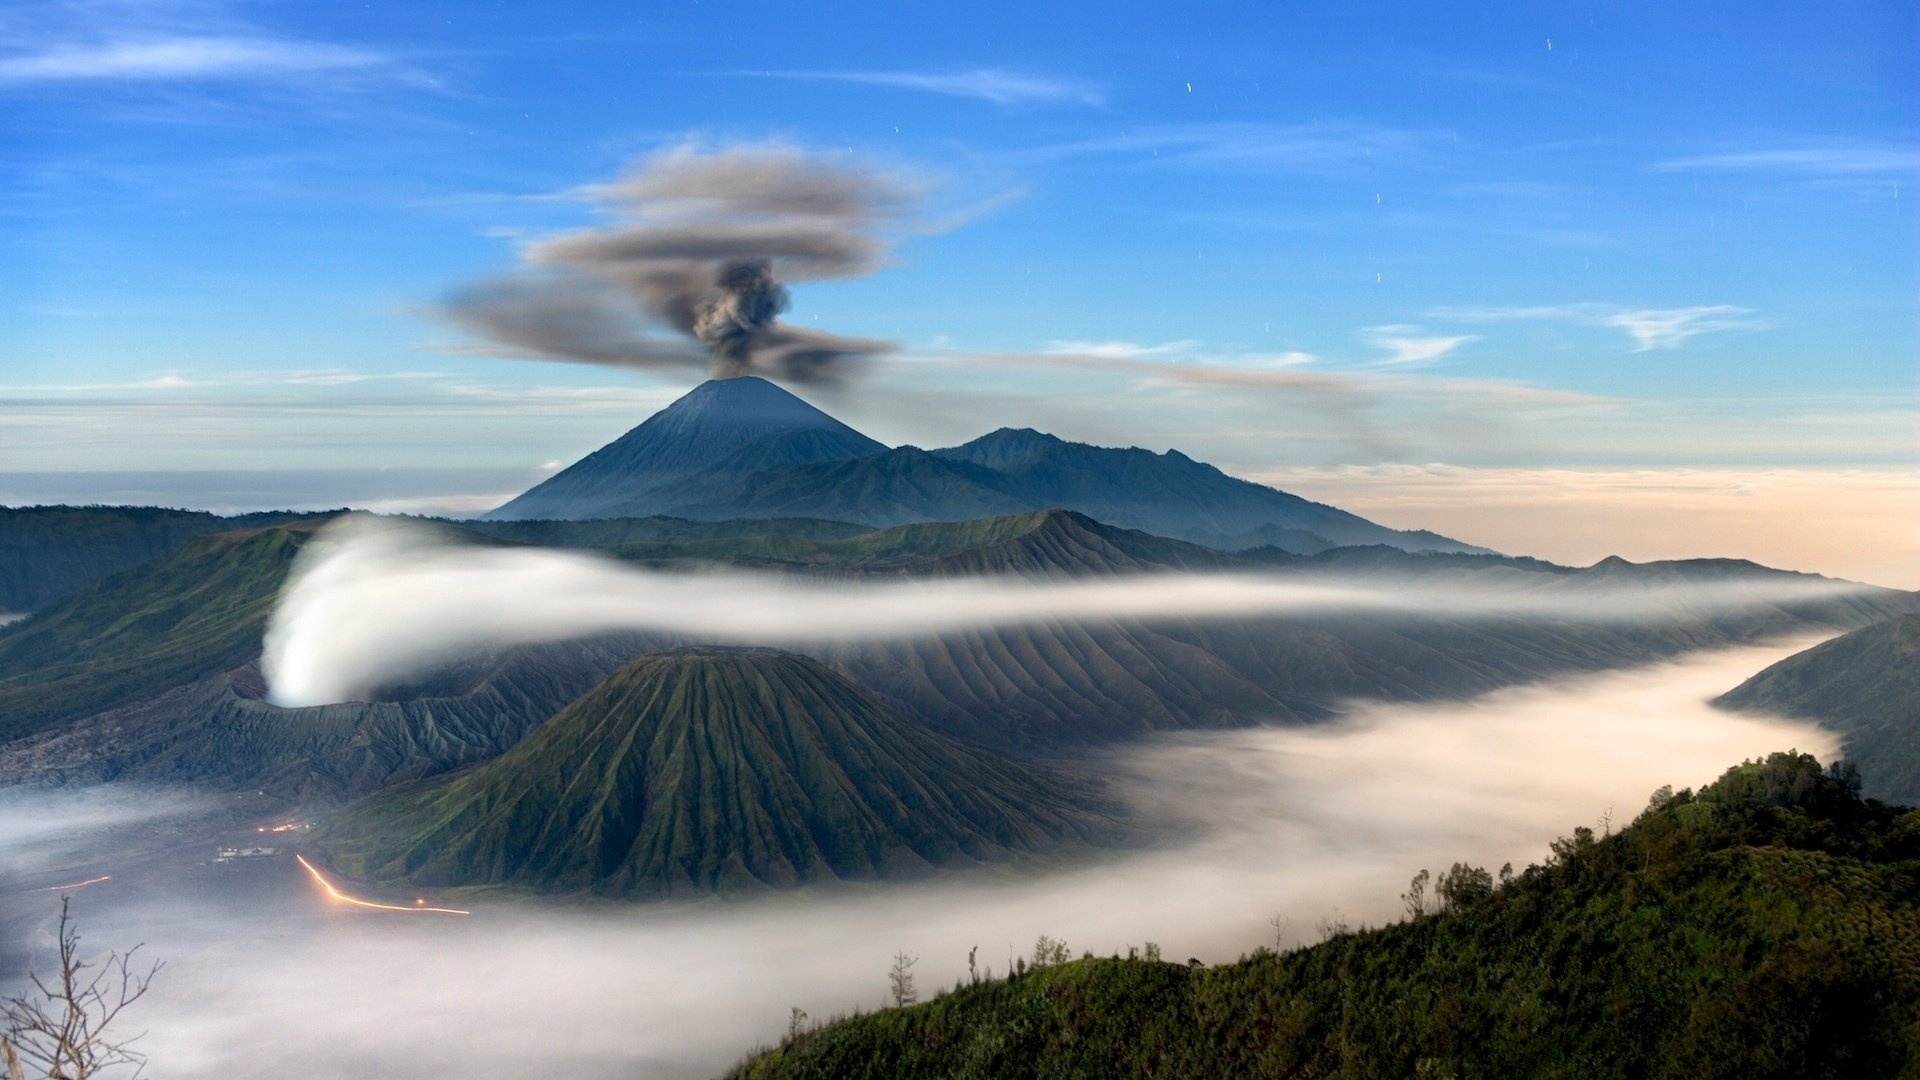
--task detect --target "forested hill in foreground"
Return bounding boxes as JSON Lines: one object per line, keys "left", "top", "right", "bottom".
{"left": 729, "top": 752, "right": 1920, "bottom": 1080}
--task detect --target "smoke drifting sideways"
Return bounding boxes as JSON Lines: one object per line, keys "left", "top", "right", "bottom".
{"left": 439, "top": 144, "right": 913, "bottom": 383}
{"left": 11, "top": 643, "right": 1840, "bottom": 1079}
{"left": 261, "top": 515, "right": 1880, "bottom": 708}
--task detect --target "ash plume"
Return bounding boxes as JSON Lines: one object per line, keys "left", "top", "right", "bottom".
{"left": 439, "top": 145, "right": 911, "bottom": 384}
{"left": 694, "top": 260, "right": 788, "bottom": 374}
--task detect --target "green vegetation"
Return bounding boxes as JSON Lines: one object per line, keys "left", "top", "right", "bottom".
{"left": 8, "top": 639, "right": 645, "bottom": 802}
{"left": 0, "top": 525, "right": 313, "bottom": 740}
{"left": 0, "top": 505, "right": 330, "bottom": 613}
{"left": 456, "top": 513, "right": 867, "bottom": 550}
{"left": 587, "top": 509, "right": 1243, "bottom": 576}
{"left": 732, "top": 752, "right": 1920, "bottom": 1080}
{"left": 317, "top": 649, "right": 1123, "bottom": 898}
{"left": 1717, "top": 615, "right": 1920, "bottom": 803}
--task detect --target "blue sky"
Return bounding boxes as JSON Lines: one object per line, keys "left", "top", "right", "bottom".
{"left": 2, "top": 0, "right": 1915, "bottom": 580}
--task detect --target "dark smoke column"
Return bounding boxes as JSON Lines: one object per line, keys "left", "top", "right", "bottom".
{"left": 694, "top": 261, "right": 791, "bottom": 377}
{"left": 437, "top": 145, "right": 915, "bottom": 385}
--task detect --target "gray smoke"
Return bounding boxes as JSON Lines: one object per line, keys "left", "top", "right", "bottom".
{"left": 440, "top": 145, "right": 909, "bottom": 383}
{"left": 693, "top": 260, "right": 788, "bottom": 374}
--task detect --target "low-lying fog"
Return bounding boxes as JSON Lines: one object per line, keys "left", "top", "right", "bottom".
{"left": 263, "top": 515, "right": 1873, "bottom": 706}
{"left": 1, "top": 639, "right": 1837, "bottom": 1079}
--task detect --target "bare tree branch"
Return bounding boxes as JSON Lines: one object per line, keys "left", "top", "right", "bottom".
{"left": 4, "top": 897, "right": 163, "bottom": 1079}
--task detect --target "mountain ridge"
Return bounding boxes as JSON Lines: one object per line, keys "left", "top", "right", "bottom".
{"left": 487, "top": 376, "right": 885, "bottom": 522}
{"left": 315, "top": 648, "right": 1121, "bottom": 897}
{"left": 478, "top": 378, "right": 1487, "bottom": 556}
{"left": 1715, "top": 615, "right": 1920, "bottom": 803}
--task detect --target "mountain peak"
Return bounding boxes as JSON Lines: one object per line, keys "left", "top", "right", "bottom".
{"left": 317, "top": 648, "right": 1118, "bottom": 897}
{"left": 668, "top": 376, "right": 834, "bottom": 424}
{"left": 485, "top": 377, "right": 885, "bottom": 521}
{"left": 936, "top": 427, "right": 1067, "bottom": 470}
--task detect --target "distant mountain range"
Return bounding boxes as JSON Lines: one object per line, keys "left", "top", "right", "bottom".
{"left": 486, "top": 376, "right": 1487, "bottom": 555}
{"left": 1716, "top": 615, "right": 1920, "bottom": 804}
{"left": 318, "top": 648, "right": 1120, "bottom": 898}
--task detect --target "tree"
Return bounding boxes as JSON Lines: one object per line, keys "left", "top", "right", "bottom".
{"left": 1315, "top": 910, "right": 1350, "bottom": 941}
{"left": 1827, "top": 759, "right": 1863, "bottom": 799}
{"left": 887, "top": 950, "right": 918, "bottom": 1008}
{"left": 1266, "top": 912, "right": 1291, "bottom": 949}
{"left": 786, "top": 1007, "right": 808, "bottom": 1042}
{"left": 1435, "top": 862, "right": 1494, "bottom": 912}
{"left": 3, "top": 897, "right": 163, "bottom": 1080}
{"left": 1402, "top": 869, "right": 1431, "bottom": 920}
{"left": 1031, "top": 935, "right": 1069, "bottom": 968}
{"left": 1142, "top": 942, "right": 1162, "bottom": 963}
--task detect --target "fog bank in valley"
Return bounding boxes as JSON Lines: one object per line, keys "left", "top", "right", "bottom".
{"left": 1, "top": 640, "right": 1837, "bottom": 1078}
{"left": 263, "top": 515, "right": 1873, "bottom": 706}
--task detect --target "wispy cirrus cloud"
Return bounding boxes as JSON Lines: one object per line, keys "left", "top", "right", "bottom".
{"left": 1600, "top": 306, "right": 1762, "bottom": 351}
{"left": 0, "top": 35, "right": 396, "bottom": 85}
{"left": 741, "top": 68, "right": 1102, "bottom": 107}
{"left": 1043, "top": 339, "right": 1319, "bottom": 369}
{"left": 961, "top": 345, "right": 1608, "bottom": 407}
{"left": 1651, "top": 145, "right": 1919, "bottom": 177}
{"left": 1023, "top": 121, "right": 1435, "bottom": 174}
{"left": 1358, "top": 325, "right": 1478, "bottom": 366}
{"left": 1431, "top": 302, "right": 1764, "bottom": 351}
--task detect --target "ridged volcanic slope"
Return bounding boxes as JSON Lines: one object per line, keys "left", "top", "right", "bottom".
{"left": 318, "top": 649, "right": 1118, "bottom": 898}
{"left": 1716, "top": 614, "right": 1920, "bottom": 803}
{"left": 487, "top": 377, "right": 884, "bottom": 521}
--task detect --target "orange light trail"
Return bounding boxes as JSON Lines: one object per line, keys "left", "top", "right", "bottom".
{"left": 42, "top": 875, "right": 111, "bottom": 891}
{"left": 294, "top": 855, "right": 469, "bottom": 915}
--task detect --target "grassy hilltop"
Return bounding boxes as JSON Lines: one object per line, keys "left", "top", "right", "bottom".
{"left": 732, "top": 752, "right": 1920, "bottom": 1080}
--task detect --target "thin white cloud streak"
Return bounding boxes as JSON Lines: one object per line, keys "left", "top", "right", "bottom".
{"left": 744, "top": 68, "right": 1102, "bottom": 106}
{"left": 1021, "top": 121, "right": 1435, "bottom": 173}
{"left": 1602, "top": 306, "right": 1761, "bottom": 351}
{"left": 968, "top": 346, "right": 1609, "bottom": 406}
{"left": 1651, "top": 147, "right": 1920, "bottom": 176}
{"left": 0, "top": 36, "right": 391, "bottom": 83}
{"left": 1430, "top": 302, "right": 1764, "bottom": 351}
{"left": 1043, "top": 339, "right": 1318, "bottom": 367}
{"left": 262, "top": 516, "right": 1876, "bottom": 707}
{"left": 22, "top": 642, "right": 1840, "bottom": 1078}
{"left": 1359, "top": 325, "right": 1478, "bottom": 366}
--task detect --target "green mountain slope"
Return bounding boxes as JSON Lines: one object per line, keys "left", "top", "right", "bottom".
{"left": 0, "top": 505, "right": 333, "bottom": 614}
{"left": 732, "top": 752, "right": 1920, "bottom": 1080}
{"left": 0, "top": 524, "right": 315, "bottom": 740}
{"left": 0, "top": 640, "right": 648, "bottom": 802}
{"left": 599, "top": 509, "right": 1244, "bottom": 576}
{"left": 459, "top": 514, "right": 868, "bottom": 550}
{"left": 316, "top": 648, "right": 1120, "bottom": 898}
{"left": 1716, "top": 615, "right": 1920, "bottom": 803}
